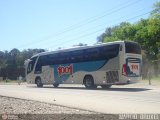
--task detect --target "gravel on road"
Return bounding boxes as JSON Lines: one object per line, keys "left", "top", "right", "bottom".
{"left": 0, "top": 96, "right": 94, "bottom": 114}
{"left": 0, "top": 96, "right": 118, "bottom": 120}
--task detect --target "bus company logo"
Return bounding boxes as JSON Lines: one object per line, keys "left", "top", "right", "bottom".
{"left": 57, "top": 64, "right": 73, "bottom": 76}
{"left": 131, "top": 64, "right": 138, "bottom": 70}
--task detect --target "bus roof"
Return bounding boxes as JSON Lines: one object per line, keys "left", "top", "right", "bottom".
{"left": 31, "top": 41, "right": 133, "bottom": 58}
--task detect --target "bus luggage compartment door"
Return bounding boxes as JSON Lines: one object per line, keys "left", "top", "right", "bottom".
{"left": 106, "top": 71, "right": 119, "bottom": 84}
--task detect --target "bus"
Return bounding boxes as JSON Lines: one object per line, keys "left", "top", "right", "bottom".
{"left": 24, "top": 41, "right": 142, "bottom": 88}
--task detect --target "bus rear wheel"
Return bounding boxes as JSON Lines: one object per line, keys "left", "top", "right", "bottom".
{"left": 84, "top": 75, "right": 97, "bottom": 89}
{"left": 53, "top": 83, "right": 59, "bottom": 88}
{"left": 101, "top": 85, "right": 112, "bottom": 89}
{"left": 36, "top": 77, "right": 43, "bottom": 87}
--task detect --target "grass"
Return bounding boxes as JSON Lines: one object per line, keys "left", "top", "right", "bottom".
{"left": 0, "top": 80, "right": 17, "bottom": 82}
{"left": 0, "top": 80, "right": 17, "bottom": 83}
{"left": 139, "top": 75, "right": 160, "bottom": 86}
{"left": 152, "top": 75, "right": 160, "bottom": 81}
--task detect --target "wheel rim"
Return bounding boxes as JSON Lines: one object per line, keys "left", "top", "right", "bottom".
{"left": 53, "top": 83, "right": 59, "bottom": 87}
{"left": 86, "top": 80, "right": 91, "bottom": 86}
{"left": 37, "top": 79, "right": 41, "bottom": 86}
{"left": 85, "top": 77, "right": 93, "bottom": 87}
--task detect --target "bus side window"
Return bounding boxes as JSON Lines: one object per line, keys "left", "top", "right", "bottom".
{"left": 84, "top": 48, "right": 100, "bottom": 61}
{"left": 101, "top": 44, "right": 119, "bottom": 59}
{"left": 35, "top": 57, "right": 42, "bottom": 73}
{"left": 71, "top": 50, "right": 84, "bottom": 63}
{"left": 57, "top": 52, "right": 71, "bottom": 64}
{"left": 48, "top": 54, "right": 58, "bottom": 64}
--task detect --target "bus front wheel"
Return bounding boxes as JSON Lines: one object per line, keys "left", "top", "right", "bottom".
{"left": 36, "top": 77, "right": 43, "bottom": 87}
{"left": 101, "top": 85, "right": 112, "bottom": 89}
{"left": 53, "top": 83, "right": 59, "bottom": 88}
{"left": 84, "top": 75, "right": 97, "bottom": 89}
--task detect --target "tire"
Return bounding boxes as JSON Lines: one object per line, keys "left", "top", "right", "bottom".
{"left": 53, "top": 83, "right": 59, "bottom": 88}
{"left": 84, "top": 75, "right": 97, "bottom": 89}
{"left": 101, "top": 85, "right": 112, "bottom": 89}
{"left": 36, "top": 77, "right": 43, "bottom": 87}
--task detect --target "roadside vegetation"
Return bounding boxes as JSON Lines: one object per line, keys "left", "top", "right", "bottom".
{"left": 152, "top": 75, "right": 160, "bottom": 81}
{"left": 0, "top": 79, "right": 24, "bottom": 84}
{"left": 0, "top": 49, "right": 45, "bottom": 80}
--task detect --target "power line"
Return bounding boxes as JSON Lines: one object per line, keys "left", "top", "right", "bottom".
{"left": 17, "top": 0, "right": 142, "bottom": 49}
{"left": 55, "top": 0, "right": 131, "bottom": 32}
{"left": 47, "top": 11, "right": 151, "bottom": 50}
{"left": 63, "top": 7, "right": 148, "bottom": 40}
{"left": 49, "top": 0, "right": 142, "bottom": 35}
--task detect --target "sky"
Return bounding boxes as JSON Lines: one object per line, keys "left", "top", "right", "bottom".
{"left": 0, "top": 0, "right": 158, "bottom": 51}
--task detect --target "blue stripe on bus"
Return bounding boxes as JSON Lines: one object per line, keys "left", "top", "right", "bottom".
{"left": 74, "top": 60, "right": 106, "bottom": 72}
{"left": 52, "top": 60, "right": 107, "bottom": 83}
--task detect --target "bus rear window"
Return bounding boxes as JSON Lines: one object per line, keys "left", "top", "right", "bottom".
{"left": 125, "top": 42, "right": 141, "bottom": 54}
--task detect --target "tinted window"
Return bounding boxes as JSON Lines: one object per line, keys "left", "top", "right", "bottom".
{"left": 35, "top": 55, "right": 51, "bottom": 72}
{"left": 27, "top": 57, "right": 37, "bottom": 74}
{"left": 125, "top": 42, "right": 141, "bottom": 54}
{"left": 83, "top": 44, "right": 119, "bottom": 61}
{"left": 48, "top": 54, "right": 58, "bottom": 64}
{"left": 34, "top": 44, "right": 120, "bottom": 66}
{"left": 57, "top": 52, "right": 71, "bottom": 64}
{"left": 84, "top": 48, "right": 100, "bottom": 61}
{"left": 35, "top": 57, "right": 42, "bottom": 72}
{"left": 71, "top": 50, "right": 84, "bottom": 63}
{"left": 99, "top": 44, "right": 120, "bottom": 60}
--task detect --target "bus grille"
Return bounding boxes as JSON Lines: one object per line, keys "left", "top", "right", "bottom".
{"left": 106, "top": 71, "right": 119, "bottom": 83}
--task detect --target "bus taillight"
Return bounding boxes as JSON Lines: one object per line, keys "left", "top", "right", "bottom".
{"left": 122, "top": 64, "right": 127, "bottom": 76}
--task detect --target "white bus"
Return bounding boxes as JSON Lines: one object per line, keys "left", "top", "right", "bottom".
{"left": 24, "top": 41, "right": 142, "bottom": 88}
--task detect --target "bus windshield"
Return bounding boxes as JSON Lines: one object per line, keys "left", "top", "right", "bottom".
{"left": 125, "top": 42, "right": 141, "bottom": 54}
{"left": 27, "top": 57, "right": 37, "bottom": 74}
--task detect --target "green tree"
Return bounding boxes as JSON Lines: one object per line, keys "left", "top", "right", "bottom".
{"left": 0, "top": 51, "right": 6, "bottom": 68}
{"left": 151, "top": 1, "right": 160, "bottom": 19}
{"left": 100, "top": 22, "right": 133, "bottom": 42}
{"left": 97, "top": 1, "right": 160, "bottom": 76}
{"left": 0, "top": 48, "right": 46, "bottom": 79}
{"left": 133, "top": 18, "right": 160, "bottom": 76}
